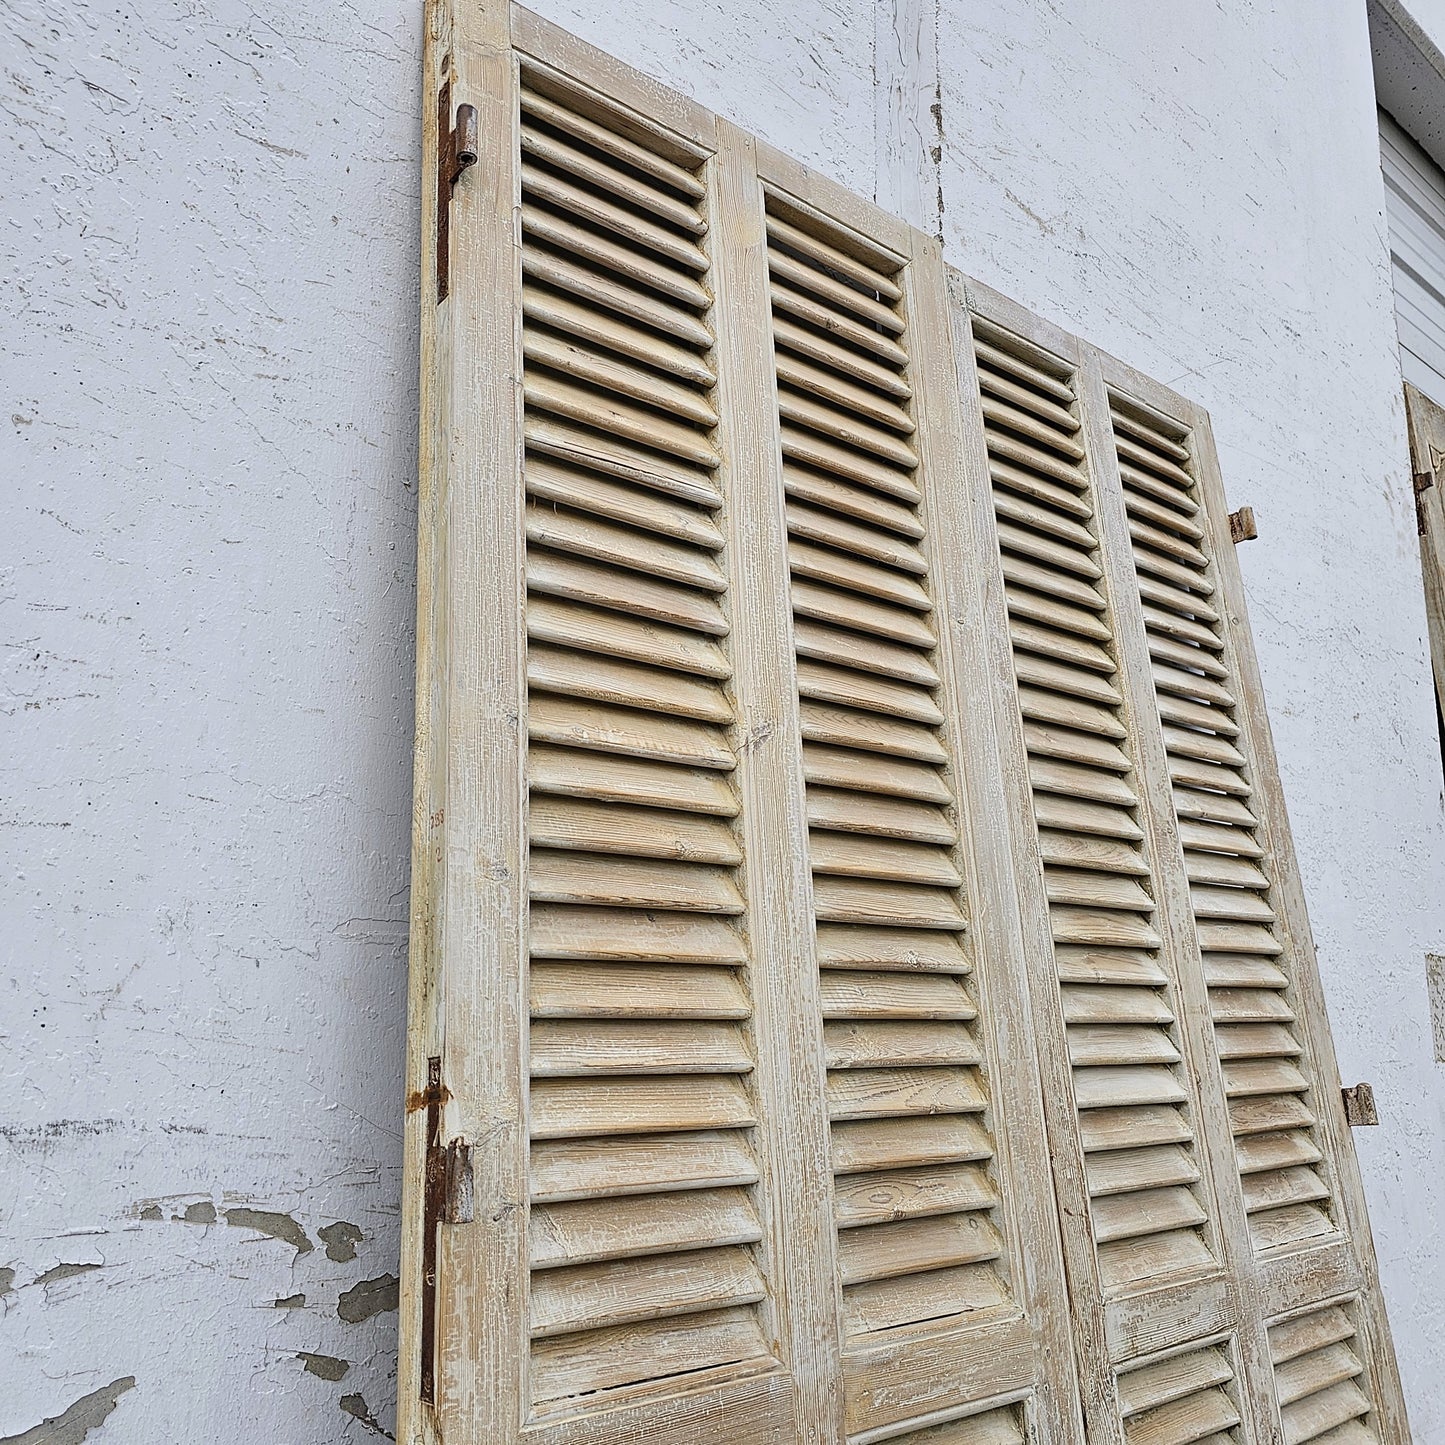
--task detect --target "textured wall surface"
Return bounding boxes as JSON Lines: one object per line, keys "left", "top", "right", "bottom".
{"left": 3, "top": 0, "right": 1442, "bottom": 1440}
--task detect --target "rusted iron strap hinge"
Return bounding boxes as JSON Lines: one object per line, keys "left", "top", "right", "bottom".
{"left": 1415, "top": 470, "right": 1435, "bottom": 536}
{"left": 436, "top": 82, "right": 479, "bottom": 303}
{"left": 1342, "top": 1081, "right": 1379, "bottom": 1126}
{"left": 417, "top": 1057, "right": 473, "bottom": 1407}
{"left": 1228, "top": 506, "right": 1258, "bottom": 544}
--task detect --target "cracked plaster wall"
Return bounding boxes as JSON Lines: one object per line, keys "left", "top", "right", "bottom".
{"left": 3, "top": 0, "right": 1443, "bottom": 1440}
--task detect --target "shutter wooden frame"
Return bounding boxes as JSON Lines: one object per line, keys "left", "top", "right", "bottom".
{"left": 406, "top": 6, "right": 1083, "bottom": 1443}
{"left": 405, "top": 6, "right": 1409, "bottom": 1443}
{"left": 1403, "top": 382, "right": 1445, "bottom": 748}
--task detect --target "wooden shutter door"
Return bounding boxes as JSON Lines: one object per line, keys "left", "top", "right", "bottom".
{"left": 406, "top": 7, "right": 1409, "bottom": 1445}
{"left": 739, "top": 142, "right": 1084, "bottom": 1445}
{"left": 1403, "top": 383, "right": 1445, "bottom": 745}
{"left": 947, "top": 276, "right": 1409, "bottom": 1445}
{"left": 405, "top": 6, "right": 1080, "bottom": 1445}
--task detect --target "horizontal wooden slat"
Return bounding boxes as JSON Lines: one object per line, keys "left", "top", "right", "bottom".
{"left": 808, "top": 786, "right": 956, "bottom": 844}
{"left": 530, "top": 905, "right": 746, "bottom": 963}
{"left": 530, "top": 1018, "right": 751, "bottom": 1076}
{"left": 800, "top": 699, "right": 948, "bottom": 761}
{"left": 530, "top": 1129, "right": 759, "bottom": 1202}
{"left": 528, "top": 549, "right": 734, "bottom": 635}
{"left": 772, "top": 314, "right": 913, "bottom": 401}
{"left": 765, "top": 207, "right": 903, "bottom": 297}
{"left": 793, "top": 577, "right": 938, "bottom": 647}
{"left": 802, "top": 742, "right": 952, "bottom": 802}
{"left": 828, "top": 1066, "right": 986, "bottom": 1120}
{"left": 810, "top": 830, "right": 962, "bottom": 886}
{"left": 530, "top": 795, "right": 741, "bottom": 864}
{"left": 529, "top": 643, "right": 735, "bottom": 723}
{"left": 530, "top": 960, "right": 749, "bottom": 1019}
{"left": 824, "top": 1020, "right": 981, "bottom": 1069}
{"left": 520, "top": 84, "right": 706, "bottom": 199}
{"left": 813, "top": 874, "right": 967, "bottom": 929}
{"left": 529, "top": 824, "right": 722, "bottom": 913}
{"left": 530, "top": 1246, "right": 764, "bottom": 1338}
{"left": 530, "top": 1075, "right": 755, "bottom": 1140}
{"left": 1087, "top": 1143, "right": 1199, "bottom": 1198}
{"left": 770, "top": 278, "right": 910, "bottom": 366}
{"left": 1118, "top": 1346, "right": 1232, "bottom": 1417}
{"left": 1078, "top": 1103, "right": 1192, "bottom": 1151}
{"left": 527, "top": 413, "right": 721, "bottom": 504}
{"left": 790, "top": 540, "right": 932, "bottom": 611}
{"left": 525, "top": 323, "right": 715, "bottom": 423}
{"left": 1068, "top": 1023, "right": 1179, "bottom": 1067}
{"left": 842, "top": 1262, "right": 1009, "bottom": 1335}
{"left": 528, "top": 693, "right": 734, "bottom": 769}
{"left": 836, "top": 1211, "right": 1002, "bottom": 1285}
{"left": 796, "top": 659, "right": 945, "bottom": 724}
{"left": 526, "top": 456, "right": 724, "bottom": 550}
{"left": 521, "top": 163, "right": 711, "bottom": 274}
{"left": 531, "top": 1188, "right": 759, "bottom": 1268}
{"left": 784, "top": 461, "right": 924, "bottom": 537}
{"left": 1062, "top": 982, "right": 1175, "bottom": 1025}
{"left": 1091, "top": 1184, "right": 1206, "bottom": 1243}
{"left": 529, "top": 1306, "right": 770, "bottom": 1405}
{"left": 527, "top": 501, "right": 726, "bottom": 592}
{"left": 831, "top": 1114, "right": 994, "bottom": 1173}
{"left": 833, "top": 1163, "right": 996, "bottom": 1228}
{"left": 521, "top": 121, "right": 706, "bottom": 235}
{"left": 528, "top": 742, "right": 739, "bottom": 814}
{"left": 819, "top": 970, "right": 975, "bottom": 1019}
{"left": 1073, "top": 1065, "right": 1188, "bottom": 1109}
{"left": 528, "top": 595, "right": 731, "bottom": 679}
{"left": 815, "top": 923, "right": 972, "bottom": 971}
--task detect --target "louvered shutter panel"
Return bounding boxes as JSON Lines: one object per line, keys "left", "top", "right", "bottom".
{"left": 948, "top": 276, "right": 1409, "bottom": 1445}
{"left": 407, "top": 8, "right": 1408, "bottom": 1445}
{"left": 407, "top": 8, "right": 1081, "bottom": 1445}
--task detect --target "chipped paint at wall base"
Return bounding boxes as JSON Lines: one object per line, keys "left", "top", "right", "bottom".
{"left": 3, "top": 0, "right": 1443, "bottom": 1440}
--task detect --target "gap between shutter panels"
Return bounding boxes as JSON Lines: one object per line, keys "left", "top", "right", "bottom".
{"left": 1105, "top": 394, "right": 1335, "bottom": 1254}
{"left": 973, "top": 314, "right": 1220, "bottom": 1292}
{"left": 1269, "top": 1302, "right": 1377, "bottom": 1445}
{"left": 518, "top": 64, "right": 779, "bottom": 1409}
{"left": 767, "top": 194, "right": 1014, "bottom": 1339}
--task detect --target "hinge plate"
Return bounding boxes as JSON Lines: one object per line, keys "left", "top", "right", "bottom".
{"left": 436, "top": 80, "right": 478, "bottom": 302}
{"left": 1228, "top": 506, "right": 1258, "bottom": 544}
{"left": 1342, "top": 1081, "right": 1379, "bottom": 1126}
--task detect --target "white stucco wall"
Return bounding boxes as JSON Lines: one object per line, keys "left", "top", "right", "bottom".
{"left": 3, "top": 1, "right": 1442, "bottom": 1441}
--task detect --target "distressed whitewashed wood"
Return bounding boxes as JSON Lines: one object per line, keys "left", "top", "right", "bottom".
{"left": 407, "top": 8, "right": 1409, "bottom": 1443}
{"left": 1402, "top": 384, "right": 1445, "bottom": 759}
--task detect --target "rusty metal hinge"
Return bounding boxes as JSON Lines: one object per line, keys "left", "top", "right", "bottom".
{"left": 436, "top": 81, "right": 478, "bottom": 303}
{"left": 1228, "top": 506, "right": 1258, "bottom": 544}
{"left": 1341, "top": 1081, "right": 1379, "bottom": 1126}
{"left": 418, "top": 1057, "right": 473, "bottom": 1406}
{"left": 1414, "top": 470, "right": 1435, "bottom": 536}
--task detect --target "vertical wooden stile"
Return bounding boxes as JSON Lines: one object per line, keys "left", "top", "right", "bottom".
{"left": 708, "top": 120, "right": 846, "bottom": 1444}
{"left": 403, "top": 4, "right": 529, "bottom": 1444}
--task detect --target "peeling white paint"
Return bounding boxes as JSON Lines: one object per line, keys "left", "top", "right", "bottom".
{"left": 3, "top": 0, "right": 1443, "bottom": 1439}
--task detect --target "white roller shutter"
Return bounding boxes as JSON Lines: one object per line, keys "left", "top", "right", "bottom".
{"left": 1381, "top": 109, "right": 1445, "bottom": 407}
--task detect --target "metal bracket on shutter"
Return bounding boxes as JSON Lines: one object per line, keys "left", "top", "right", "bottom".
{"left": 1342, "top": 1082, "right": 1379, "bottom": 1126}
{"left": 436, "top": 77, "right": 479, "bottom": 303}
{"left": 1228, "top": 506, "right": 1258, "bottom": 544}
{"left": 417, "top": 1057, "right": 472, "bottom": 1405}
{"left": 1414, "top": 470, "right": 1435, "bottom": 536}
